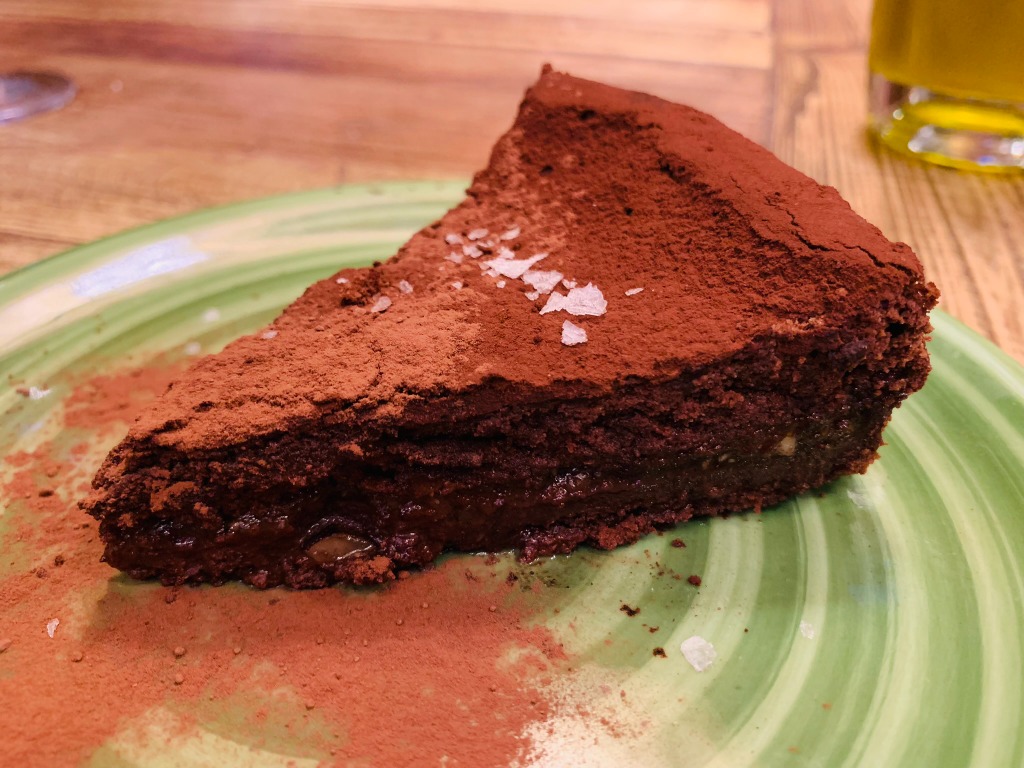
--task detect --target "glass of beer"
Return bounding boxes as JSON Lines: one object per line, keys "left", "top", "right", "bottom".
{"left": 868, "top": 0, "right": 1024, "bottom": 172}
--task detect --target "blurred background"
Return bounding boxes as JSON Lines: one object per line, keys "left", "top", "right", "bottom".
{"left": 1, "top": 0, "right": 1021, "bottom": 360}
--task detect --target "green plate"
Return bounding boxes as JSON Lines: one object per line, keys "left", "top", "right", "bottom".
{"left": 2, "top": 181, "right": 1023, "bottom": 767}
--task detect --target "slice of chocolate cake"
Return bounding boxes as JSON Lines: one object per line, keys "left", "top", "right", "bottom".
{"left": 85, "top": 67, "right": 938, "bottom": 588}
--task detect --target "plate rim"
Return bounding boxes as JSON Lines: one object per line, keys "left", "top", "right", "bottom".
{"left": 0, "top": 179, "right": 467, "bottom": 300}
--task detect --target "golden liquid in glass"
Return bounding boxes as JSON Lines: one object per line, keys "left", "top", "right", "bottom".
{"left": 869, "top": 0, "right": 1024, "bottom": 170}
{"left": 870, "top": 0, "right": 1024, "bottom": 102}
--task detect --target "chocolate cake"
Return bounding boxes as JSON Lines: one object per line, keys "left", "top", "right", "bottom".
{"left": 84, "top": 67, "right": 938, "bottom": 588}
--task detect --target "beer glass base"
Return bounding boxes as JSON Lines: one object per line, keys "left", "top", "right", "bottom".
{"left": 869, "top": 73, "right": 1024, "bottom": 172}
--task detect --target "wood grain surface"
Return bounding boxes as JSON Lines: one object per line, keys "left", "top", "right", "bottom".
{"left": 2, "top": 0, "right": 1021, "bottom": 360}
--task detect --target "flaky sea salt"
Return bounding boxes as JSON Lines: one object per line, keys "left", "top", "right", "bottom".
{"left": 481, "top": 252, "right": 547, "bottom": 280}
{"left": 477, "top": 239, "right": 495, "bottom": 249}
{"left": 562, "top": 278, "right": 577, "bottom": 290}
{"left": 500, "top": 226, "right": 520, "bottom": 240}
{"left": 800, "top": 621, "right": 816, "bottom": 639}
{"left": 335, "top": 276, "right": 350, "bottom": 284}
{"left": 398, "top": 280, "right": 414, "bottom": 294}
{"left": 462, "top": 244, "right": 483, "bottom": 259}
{"left": 496, "top": 280, "right": 506, "bottom": 288}
{"left": 496, "top": 246, "right": 515, "bottom": 260}
{"left": 451, "top": 281, "right": 464, "bottom": 290}
{"left": 625, "top": 287, "right": 644, "bottom": 296}
{"left": 27, "top": 386, "right": 51, "bottom": 400}
{"left": 680, "top": 636, "right": 716, "bottom": 672}
{"left": 46, "top": 618, "right": 60, "bottom": 638}
{"left": 201, "top": 308, "right": 221, "bottom": 323}
{"left": 467, "top": 228, "right": 489, "bottom": 241}
{"left": 260, "top": 330, "right": 278, "bottom": 340}
{"left": 561, "top": 320, "right": 587, "bottom": 346}
{"left": 444, "top": 233, "right": 463, "bottom": 245}
{"left": 540, "top": 283, "right": 607, "bottom": 317}
{"left": 446, "top": 252, "right": 464, "bottom": 264}
{"left": 525, "top": 291, "right": 541, "bottom": 301}
{"left": 183, "top": 342, "right": 202, "bottom": 356}
{"left": 522, "top": 269, "right": 564, "bottom": 295}
{"left": 370, "top": 296, "right": 392, "bottom": 313}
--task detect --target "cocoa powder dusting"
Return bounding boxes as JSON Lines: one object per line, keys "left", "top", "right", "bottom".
{"left": 0, "top": 362, "right": 569, "bottom": 767}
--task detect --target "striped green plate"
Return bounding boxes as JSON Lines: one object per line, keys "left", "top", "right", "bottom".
{"left": 2, "top": 181, "right": 1023, "bottom": 767}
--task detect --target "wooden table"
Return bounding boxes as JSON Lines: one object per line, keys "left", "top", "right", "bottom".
{"left": 2, "top": 0, "right": 1022, "bottom": 361}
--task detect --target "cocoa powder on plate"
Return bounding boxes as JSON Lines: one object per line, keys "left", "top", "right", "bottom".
{"left": 0, "top": 361, "right": 568, "bottom": 767}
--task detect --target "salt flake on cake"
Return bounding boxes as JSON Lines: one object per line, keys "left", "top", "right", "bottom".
{"left": 525, "top": 291, "right": 541, "bottom": 301}
{"left": 481, "top": 252, "right": 547, "bottom": 280}
{"left": 46, "top": 618, "right": 60, "bottom": 638}
{"left": 398, "top": 280, "right": 414, "bottom": 294}
{"left": 561, "top": 278, "right": 577, "bottom": 290}
{"left": 467, "top": 228, "right": 489, "bottom": 241}
{"left": 444, "top": 233, "right": 463, "bottom": 246}
{"left": 335, "top": 277, "right": 350, "bottom": 284}
{"left": 522, "top": 269, "right": 564, "bottom": 295}
{"left": 500, "top": 226, "right": 520, "bottom": 241}
{"left": 260, "top": 330, "right": 278, "bottom": 340}
{"left": 540, "top": 283, "right": 607, "bottom": 317}
{"left": 370, "top": 296, "right": 392, "bottom": 314}
{"left": 625, "top": 287, "right": 644, "bottom": 296}
{"left": 561, "top": 320, "right": 587, "bottom": 346}
{"left": 462, "top": 244, "right": 483, "bottom": 259}
{"left": 496, "top": 246, "right": 515, "bottom": 260}
{"left": 446, "top": 252, "right": 464, "bottom": 265}
{"left": 26, "top": 386, "right": 51, "bottom": 400}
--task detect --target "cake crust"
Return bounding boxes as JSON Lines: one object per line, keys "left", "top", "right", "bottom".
{"left": 85, "top": 67, "right": 938, "bottom": 588}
